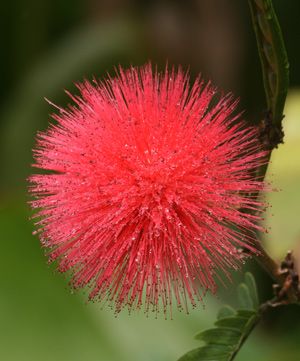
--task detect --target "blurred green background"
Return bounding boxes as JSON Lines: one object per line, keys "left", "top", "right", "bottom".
{"left": 1, "top": 1, "right": 300, "bottom": 360}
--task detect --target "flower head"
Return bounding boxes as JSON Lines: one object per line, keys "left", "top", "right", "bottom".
{"left": 30, "top": 64, "right": 266, "bottom": 316}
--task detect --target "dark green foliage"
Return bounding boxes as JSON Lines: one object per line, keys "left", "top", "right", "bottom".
{"left": 178, "top": 273, "right": 261, "bottom": 361}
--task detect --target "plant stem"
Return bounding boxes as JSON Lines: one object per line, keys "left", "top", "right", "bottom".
{"left": 248, "top": 0, "right": 289, "bottom": 127}
{"left": 247, "top": 0, "right": 295, "bottom": 297}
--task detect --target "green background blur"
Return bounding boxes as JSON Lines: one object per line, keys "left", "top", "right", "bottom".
{"left": 1, "top": 1, "right": 300, "bottom": 360}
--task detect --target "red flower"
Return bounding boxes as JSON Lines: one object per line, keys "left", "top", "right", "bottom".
{"left": 30, "top": 64, "right": 266, "bottom": 316}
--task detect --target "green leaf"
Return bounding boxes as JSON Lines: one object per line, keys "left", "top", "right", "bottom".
{"left": 178, "top": 345, "right": 231, "bottom": 361}
{"left": 217, "top": 305, "right": 236, "bottom": 320}
{"left": 238, "top": 283, "right": 254, "bottom": 310}
{"left": 195, "top": 328, "right": 241, "bottom": 346}
{"left": 177, "top": 273, "right": 261, "bottom": 361}
{"left": 245, "top": 272, "right": 259, "bottom": 309}
{"left": 214, "top": 316, "right": 250, "bottom": 331}
{"left": 236, "top": 310, "right": 256, "bottom": 319}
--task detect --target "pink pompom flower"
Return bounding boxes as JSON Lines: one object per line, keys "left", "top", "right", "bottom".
{"left": 29, "top": 64, "right": 267, "bottom": 316}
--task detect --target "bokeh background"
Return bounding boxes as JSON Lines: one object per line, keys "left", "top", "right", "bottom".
{"left": 1, "top": 1, "right": 300, "bottom": 360}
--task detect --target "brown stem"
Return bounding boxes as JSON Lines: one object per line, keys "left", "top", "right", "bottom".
{"left": 254, "top": 241, "right": 300, "bottom": 304}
